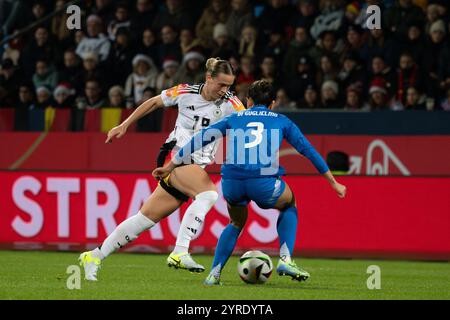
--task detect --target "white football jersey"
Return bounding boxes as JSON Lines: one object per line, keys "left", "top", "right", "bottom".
{"left": 161, "top": 83, "right": 245, "bottom": 166}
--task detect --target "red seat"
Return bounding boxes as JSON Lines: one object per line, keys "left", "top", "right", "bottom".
{"left": 0, "top": 108, "right": 14, "bottom": 131}
{"left": 84, "top": 109, "right": 101, "bottom": 132}
{"left": 49, "top": 108, "right": 71, "bottom": 131}
{"left": 161, "top": 107, "right": 178, "bottom": 132}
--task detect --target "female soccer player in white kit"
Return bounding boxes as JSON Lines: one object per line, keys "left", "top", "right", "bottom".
{"left": 79, "top": 58, "right": 245, "bottom": 281}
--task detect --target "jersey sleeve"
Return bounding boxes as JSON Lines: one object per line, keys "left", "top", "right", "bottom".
{"left": 283, "top": 117, "right": 329, "bottom": 174}
{"left": 173, "top": 115, "right": 232, "bottom": 165}
{"left": 160, "top": 84, "right": 190, "bottom": 107}
{"left": 225, "top": 94, "right": 246, "bottom": 114}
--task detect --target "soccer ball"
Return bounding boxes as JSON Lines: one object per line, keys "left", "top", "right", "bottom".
{"left": 237, "top": 250, "right": 273, "bottom": 284}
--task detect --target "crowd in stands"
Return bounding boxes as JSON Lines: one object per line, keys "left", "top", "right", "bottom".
{"left": 1, "top": 0, "right": 450, "bottom": 131}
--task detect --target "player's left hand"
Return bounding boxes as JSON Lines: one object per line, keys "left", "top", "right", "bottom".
{"left": 333, "top": 182, "right": 347, "bottom": 198}
{"left": 152, "top": 167, "right": 170, "bottom": 180}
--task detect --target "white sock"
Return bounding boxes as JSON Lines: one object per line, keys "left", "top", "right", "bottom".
{"left": 97, "top": 211, "right": 155, "bottom": 259}
{"left": 280, "top": 242, "right": 291, "bottom": 263}
{"left": 173, "top": 191, "right": 218, "bottom": 254}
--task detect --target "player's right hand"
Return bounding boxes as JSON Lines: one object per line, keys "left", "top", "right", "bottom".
{"left": 333, "top": 182, "right": 347, "bottom": 198}
{"left": 105, "top": 124, "right": 127, "bottom": 143}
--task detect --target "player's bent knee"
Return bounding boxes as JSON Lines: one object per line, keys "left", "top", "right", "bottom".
{"left": 195, "top": 190, "right": 219, "bottom": 204}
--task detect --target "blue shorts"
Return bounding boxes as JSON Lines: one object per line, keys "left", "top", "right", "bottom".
{"left": 221, "top": 177, "right": 286, "bottom": 209}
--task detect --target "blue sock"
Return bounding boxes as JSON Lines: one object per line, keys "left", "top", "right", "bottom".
{"left": 277, "top": 206, "right": 298, "bottom": 261}
{"left": 211, "top": 224, "right": 241, "bottom": 273}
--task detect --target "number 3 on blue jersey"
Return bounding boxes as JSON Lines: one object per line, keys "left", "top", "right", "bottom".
{"left": 245, "top": 122, "right": 264, "bottom": 148}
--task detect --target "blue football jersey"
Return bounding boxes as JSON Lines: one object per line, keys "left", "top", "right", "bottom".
{"left": 173, "top": 105, "right": 329, "bottom": 179}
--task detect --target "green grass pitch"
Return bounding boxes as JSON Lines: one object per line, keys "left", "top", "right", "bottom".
{"left": 0, "top": 250, "right": 449, "bottom": 300}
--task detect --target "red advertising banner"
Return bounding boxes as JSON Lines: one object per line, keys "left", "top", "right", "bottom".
{"left": 0, "top": 133, "right": 449, "bottom": 176}
{"left": 1, "top": 171, "right": 449, "bottom": 260}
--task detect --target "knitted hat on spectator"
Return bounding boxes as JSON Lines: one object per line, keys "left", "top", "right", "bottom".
{"left": 162, "top": 57, "right": 180, "bottom": 69}
{"left": 132, "top": 54, "right": 153, "bottom": 67}
{"left": 54, "top": 83, "right": 75, "bottom": 98}
{"left": 346, "top": 82, "right": 362, "bottom": 94}
{"left": 83, "top": 51, "right": 99, "bottom": 63}
{"left": 183, "top": 51, "right": 205, "bottom": 64}
{"left": 430, "top": 20, "right": 446, "bottom": 35}
{"left": 36, "top": 85, "right": 51, "bottom": 95}
{"left": 321, "top": 80, "right": 339, "bottom": 94}
{"left": 213, "top": 23, "right": 228, "bottom": 39}
{"left": 346, "top": 1, "right": 361, "bottom": 15}
{"left": 369, "top": 78, "right": 387, "bottom": 95}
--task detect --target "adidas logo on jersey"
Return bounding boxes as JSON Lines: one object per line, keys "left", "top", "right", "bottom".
{"left": 187, "top": 105, "right": 195, "bottom": 111}
{"left": 187, "top": 227, "right": 197, "bottom": 235}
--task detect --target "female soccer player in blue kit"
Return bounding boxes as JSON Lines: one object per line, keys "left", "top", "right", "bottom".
{"left": 153, "top": 80, "right": 347, "bottom": 285}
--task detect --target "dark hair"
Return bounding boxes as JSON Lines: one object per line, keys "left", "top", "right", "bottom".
{"left": 206, "top": 57, "right": 235, "bottom": 77}
{"left": 247, "top": 80, "right": 275, "bottom": 106}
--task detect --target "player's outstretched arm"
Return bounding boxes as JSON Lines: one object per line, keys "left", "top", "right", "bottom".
{"left": 105, "top": 95, "right": 164, "bottom": 143}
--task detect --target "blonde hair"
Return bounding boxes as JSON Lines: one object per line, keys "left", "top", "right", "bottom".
{"left": 205, "top": 57, "right": 234, "bottom": 77}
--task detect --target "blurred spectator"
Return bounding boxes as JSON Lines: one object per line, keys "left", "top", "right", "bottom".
{"left": 31, "top": 1, "right": 50, "bottom": 29}
{"left": 158, "top": 25, "right": 182, "bottom": 64}
{"left": 107, "top": 85, "right": 126, "bottom": 108}
{"left": 238, "top": 25, "right": 259, "bottom": 59}
{"left": 76, "top": 15, "right": 111, "bottom": 63}
{"left": 81, "top": 52, "right": 104, "bottom": 88}
{"left": 440, "top": 88, "right": 450, "bottom": 111}
{"left": 283, "top": 25, "right": 313, "bottom": 78}
{"left": 425, "top": 3, "right": 441, "bottom": 33}
{"left": 107, "top": 27, "right": 135, "bottom": 86}
{"left": 2, "top": 29, "right": 23, "bottom": 66}
{"left": 0, "top": 58, "right": 24, "bottom": 104}
{"left": 290, "top": 0, "right": 317, "bottom": 33}
{"left": 90, "top": 0, "right": 116, "bottom": 27}
{"left": 53, "top": 83, "right": 75, "bottom": 109}
{"left": 180, "top": 28, "right": 203, "bottom": 56}
{"left": 257, "top": 0, "right": 292, "bottom": 42}
{"left": 107, "top": 2, "right": 131, "bottom": 41}
{"left": 316, "top": 54, "right": 338, "bottom": 87}
{"left": 259, "top": 55, "right": 281, "bottom": 91}
{"left": 156, "top": 58, "right": 179, "bottom": 93}
{"left": 273, "top": 88, "right": 296, "bottom": 110}
{"left": 310, "top": 0, "right": 345, "bottom": 40}
{"left": 321, "top": 80, "right": 341, "bottom": 108}
{"left": 384, "top": 0, "right": 425, "bottom": 39}
{"left": 14, "top": 83, "right": 35, "bottom": 130}
{"left": 76, "top": 78, "right": 106, "bottom": 109}
{"left": 285, "top": 55, "right": 315, "bottom": 102}
{"left": 263, "top": 25, "right": 286, "bottom": 65}
{"left": 398, "top": 21, "right": 425, "bottom": 65}
{"left": 125, "top": 54, "right": 158, "bottom": 105}
{"left": 20, "top": 26, "right": 60, "bottom": 77}
{"left": 341, "top": 24, "right": 366, "bottom": 60}
{"left": 438, "top": 44, "right": 450, "bottom": 93}
{"left": 196, "top": 0, "right": 231, "bottom": 49}
{"left": 359, "top": 28, "right": 398, "bottom": 68}
{"left": 130, "top": 0, "right": 158, "bottom": 41}
{"left": 236, "top": 55, "right": 255, "bottom": 89}
{"left": 338, "top": 51, "right": 366, "bottom": 94}
{"left": 32, "top": 59, "right": 59, "bottom": 91}
{"left": 226, "top": 0, "right": 253, "bottom": 42}
{"left": 211, "top": 23, "right": 236, "bottom": 60}
{"left": 404, "top": 86, "right": 426, "bottom": 110}
{"left": 396, "top": 52, "right": 423, "bottom": 105}
{"left": 370, "top": 55, "right": 396, "bottom": 96}
{"left": 51, "top": 0, "right": 71, "bottom": 45}
{"left": 59, "top": 49, "right": 84, "bottom": 94}
{"left": 299, "top": 83, "right": 320, "bottom": 108}
{"left": 308, "top": 30, "right": 341, "bottom": 66}
{"left": 152, "top": 0, "right": 194, "bottom": 32}
{"left": 174, "top": 51, "right": 206, "bottom": 84}
{"left": 423, "top": 20, "right": 447, "bottom": 99}
{"left": 344, "top": 83, "right": 364, "bottom": 110}
{"left": 137, "top": 28, "right": 160, "bottom": 65}
{"left": 34, "top": 85, "right": 53, "bottom": 109}
{"left": 137, "top": 86, "right": 162, "bottom": 132}
{"left": 368, "top": 77, "right": 390, "bottom": 110}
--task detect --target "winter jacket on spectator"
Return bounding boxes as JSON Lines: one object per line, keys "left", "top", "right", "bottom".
{"left": 196, "top": 0, "right": 231, "bottom": 49}
{"left": 283, "top": 27, "right": 314, "bottom": 78}
{"left": 130, "top": 1, "right": 158, "bottom": 41}
{"left": 384, "top": 1, "right": 425, "bottom": 39}
{"left": 359, "top": 29, "right": 399, "bottom": 68}
{"left": 125, "top": 55, "right": 159, "bottom": 104}
{"left": 257, "top": 1, "right": 293, "bottom": 42}
{"left": 76, "top": 34, "right": 111, "bottom": 63}
{"left": 32, "top": 64, "right": 59, "bottom": 91}
{"left": 226, "top": 0, "right": 253, "bottom": 41}
{"left": 152, "top": 2, "right": 194, "bottom": 32}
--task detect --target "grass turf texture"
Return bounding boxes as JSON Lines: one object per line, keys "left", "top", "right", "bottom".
{"left": 0, "top": 251, "right": 449, "bottom": 300}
